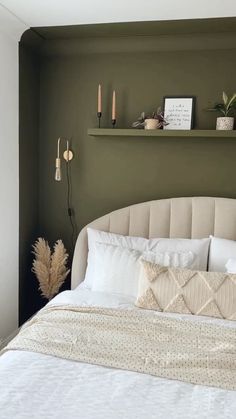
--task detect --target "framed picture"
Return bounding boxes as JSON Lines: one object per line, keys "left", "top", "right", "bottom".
{"left": 163, "top": 96, "right": 195, "bottom": 130}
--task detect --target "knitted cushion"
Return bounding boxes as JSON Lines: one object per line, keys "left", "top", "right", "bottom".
{"left": 136, "top": 260, "right": 236, "bottom": 320}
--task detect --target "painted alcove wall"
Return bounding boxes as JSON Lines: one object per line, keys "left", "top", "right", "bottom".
{"left": 19, "top": 18, "right": 236, "bottom": 322}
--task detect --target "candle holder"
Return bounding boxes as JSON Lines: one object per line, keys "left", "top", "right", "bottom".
{"left": 97, "top": 112, "right": 102, "bottom": 128}
{"left": 112, "top": 119, "right": 116, "bottom": 129}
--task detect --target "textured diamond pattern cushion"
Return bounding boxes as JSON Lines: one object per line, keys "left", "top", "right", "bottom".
{"left": 136, "top": 260, "right": 236, "bottom": 320}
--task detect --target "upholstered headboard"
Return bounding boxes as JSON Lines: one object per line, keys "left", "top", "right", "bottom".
{"left": 71, "top": 197, "right": 236, "bottom": 288}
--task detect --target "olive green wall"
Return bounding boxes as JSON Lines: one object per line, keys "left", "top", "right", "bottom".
{"left": 19, "top": 19, "right": 236, "bottom": 322}
{"left": 39, "top": 48, "right": 236, "bottom": 237}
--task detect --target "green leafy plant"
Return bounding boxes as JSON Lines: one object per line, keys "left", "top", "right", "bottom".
{"left": 207, "top": 92, "right": 236, "bottom": 117}
{"left": 132, "top": 107, "right": 168, "bottom": 129}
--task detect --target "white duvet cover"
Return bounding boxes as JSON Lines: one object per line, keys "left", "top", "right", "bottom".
{"left": 0, "top": 287, "right": 236, "bottom": 419}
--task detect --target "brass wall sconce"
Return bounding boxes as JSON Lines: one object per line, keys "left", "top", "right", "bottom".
{"left": 55, "top": 138, "right": 74, "bottom": 182}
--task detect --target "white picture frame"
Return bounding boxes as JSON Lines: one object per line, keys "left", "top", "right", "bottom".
{"left": 163, "top": 96, "right": 195, "bottom": 130}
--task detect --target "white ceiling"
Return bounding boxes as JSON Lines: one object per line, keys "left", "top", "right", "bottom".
{"left": 1, "top": 0, "right": 236, "bottom": 28}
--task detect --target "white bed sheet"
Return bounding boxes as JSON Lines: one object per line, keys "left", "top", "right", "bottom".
{"left": 0, "top": 288, "right": 236, "bottom": 419}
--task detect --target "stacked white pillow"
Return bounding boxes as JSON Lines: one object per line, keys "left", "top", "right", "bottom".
{"left": 92, "top": 243, "right": 141, "bottom": 297}
{"left": 84, "top": 228, "right": 210, "bottom": 298}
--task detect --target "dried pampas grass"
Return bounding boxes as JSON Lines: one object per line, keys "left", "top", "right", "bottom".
{"left": 32, "top": 238, "right": 70, "bottom": 300}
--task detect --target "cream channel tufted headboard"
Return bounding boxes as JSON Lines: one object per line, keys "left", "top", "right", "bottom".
{"left": 71, "top": 197, "right": 236, "bottom": 289}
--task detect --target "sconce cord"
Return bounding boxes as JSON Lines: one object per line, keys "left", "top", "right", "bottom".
{"left": 66, "top": 160, "right": 77, "bottom": 248}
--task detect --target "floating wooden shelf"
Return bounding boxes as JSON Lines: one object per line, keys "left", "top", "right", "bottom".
{"left": 88, "top": 129, "right": 236, "bottom": 138}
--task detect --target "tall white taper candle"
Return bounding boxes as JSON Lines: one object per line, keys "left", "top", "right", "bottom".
{"left": 112, "top": 90, "right": 116, "bottom": 120}
{"left": 98, "top": 84, "right": 102, "bottom": 113}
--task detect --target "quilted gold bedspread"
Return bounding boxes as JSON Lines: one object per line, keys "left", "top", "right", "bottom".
{"left": 2, "top": 305, "right": 236, "bottom": 391}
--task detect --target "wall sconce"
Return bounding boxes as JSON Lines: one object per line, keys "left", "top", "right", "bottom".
{"left": 55, "top": 138, "right": 74, "bottom": 182}
{"left": 54, "top": 137, "right": 77, "bottom": 248}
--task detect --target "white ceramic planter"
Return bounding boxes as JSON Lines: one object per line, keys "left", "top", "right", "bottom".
{"left": 216, "top": 117, "right": 234, "bottom": 130}
{"left": 144, "top": 118, "right": 161, "bottom": 130}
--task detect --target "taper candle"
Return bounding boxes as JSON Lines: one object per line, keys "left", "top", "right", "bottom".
{"left": 112, "top": 90, "right": 116, "bottom": 120}
{"left": 98, "top": 84, "right": 102, "bottom": 113}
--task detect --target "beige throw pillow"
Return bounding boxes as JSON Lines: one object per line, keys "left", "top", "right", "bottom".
{"left": 136, "top": 260, "right": 236, "bottom": 320}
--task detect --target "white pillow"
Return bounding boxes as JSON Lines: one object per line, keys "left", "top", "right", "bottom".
{"left": 143, "top": 250, "right": 195, "bottom": 268}
{"left": 84, "top": 228, "right": 210, "bottom": 288}
{"left": 91, "top": 243, "right": 141, "bottom": 297}
{"left": 85, "top": 228, "right": 149, "bottom": 289}
{"left": 225, "top": 258, "right": 236, "bottom": 273}
{"left": 208, "top": 236, "right": 236, "bottom": 272}
{"left": 91, "top": 243, "right": 198, "bottom": 298}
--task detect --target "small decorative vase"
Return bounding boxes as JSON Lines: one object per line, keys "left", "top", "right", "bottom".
{"left": 144, "top": 118, "right": 161, "bottom": 130}
{"left": 216, "top": 117, "right": 234, "bottom": 130}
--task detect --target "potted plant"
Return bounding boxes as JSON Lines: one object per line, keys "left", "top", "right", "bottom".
{"left": 207, "top": 92, "right": 236, "bottom": 130}
{"left": 132, "top": 108, "right": 168, "bottom": 130}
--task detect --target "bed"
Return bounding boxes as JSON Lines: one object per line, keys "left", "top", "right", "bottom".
{"left": 0, "top": 197, "right": 236, "bottom": 419}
